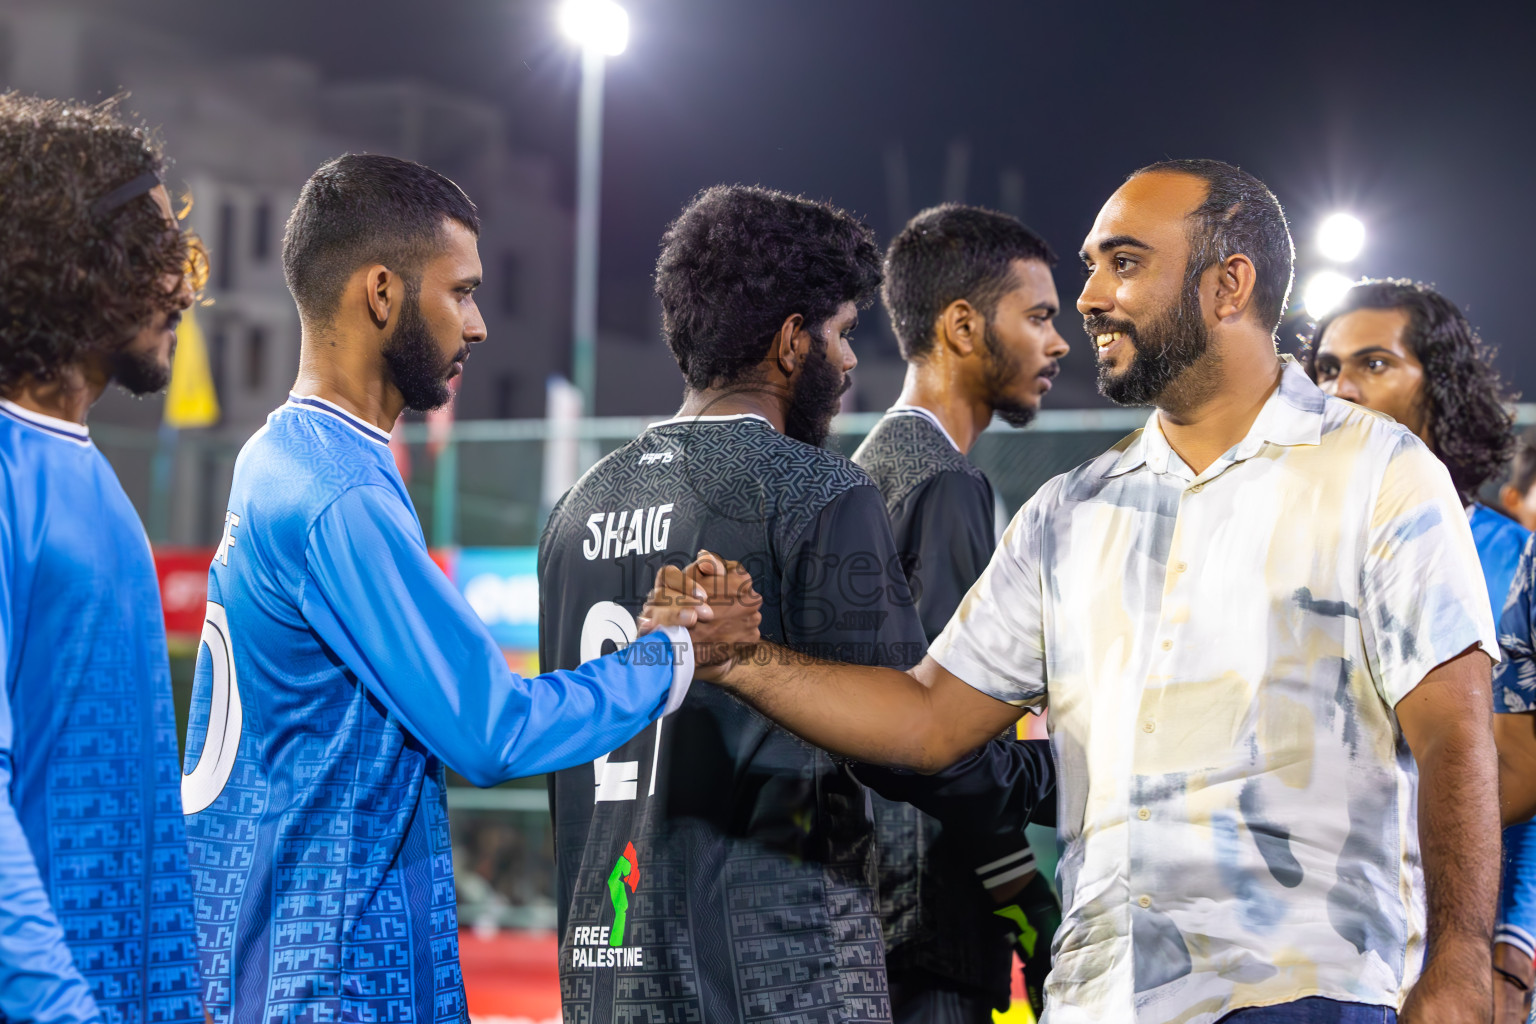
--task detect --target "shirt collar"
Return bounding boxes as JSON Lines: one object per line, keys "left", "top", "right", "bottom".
{"left": 0, "top": 399, "right": 92, "bottom": 446}
{"left": 1105, "top": 355, "right": 1325, "bottom": 479}
{"left": 284, "top": 393, "right": 393, "bottom": 447}
{"left": 647, "top": 412, "right": 774, "bottom": 429}
{"left": 887, "top": 404, "right": 961, "bottom": 452}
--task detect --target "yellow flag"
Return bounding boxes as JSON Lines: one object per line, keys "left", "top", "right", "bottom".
{"left": 163, "top": 308, "right": 220, "bottom": 428}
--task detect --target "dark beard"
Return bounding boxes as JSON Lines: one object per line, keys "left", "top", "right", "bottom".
{"left": 1090, "top": 279, "right": 1211, "bottom": 408}
{"left": 980, "top": 321, "right": 1037, "bottom": 428}
{"left": 110, "top": 308, "right": 180, "bottom": 396}
{"left": 782, "top": 338, "right": 849, "bottom": 447}
{"left": 110, "top": 343, "right": 172, "bottom": 396}
{"left": 383, "top": 284, "right": 457, "bottom": 412}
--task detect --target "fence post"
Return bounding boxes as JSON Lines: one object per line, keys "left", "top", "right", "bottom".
{"left": 432, "top": 437, "right": 458, "bottom": 548}
{"left": 148, "top": 423, "right": 179, "bottom": 543}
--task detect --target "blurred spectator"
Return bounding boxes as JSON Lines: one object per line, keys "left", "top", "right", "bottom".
{"left": 1502, "top": 429, "right": 1536, "bottom": 532}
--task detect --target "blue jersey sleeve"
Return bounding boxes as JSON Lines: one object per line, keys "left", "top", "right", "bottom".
{"left": 300, "top": 484, "right": 688, "bottom": 785}
{"left": 0, "top": 498, "right": 102, "bottom": 1024}
{"left": 1499, "top": 820, "right": 1536, "bottom": 960}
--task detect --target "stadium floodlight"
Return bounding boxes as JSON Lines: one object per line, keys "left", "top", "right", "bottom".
{"left": 559, "top": 0, "right": 629, "bottom": 56}
{"left": 1317, "top": 213, "right": 1366, "bottom": 263}
{"left": 558, "top": 0, "right": 627, "bottom": 452}
{"left": 1303, "top": 269, "right": 1355, "bottom": 320}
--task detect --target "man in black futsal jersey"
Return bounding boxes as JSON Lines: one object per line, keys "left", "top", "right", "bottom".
{"left": 540, "top": 185, "right": 1052, "bottom": 1024}
{"left": 852, "top": 204, "right": 1070, "bottom": 1021}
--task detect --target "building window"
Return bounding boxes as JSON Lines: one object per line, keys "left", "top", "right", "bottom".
{"left": 252, "top": 199, "right": 272, "bottom": 263}
{"left": 501, "top": 251, "right": 521, "bottom": 316}
{"left": 209, "top": 327, "right": 228, "bottom": 396}
{"left": 216, "top": 201, "right": 237, "bottom": 291}
{"left": 245, "top": 325, "right": 266, "bottom": 393}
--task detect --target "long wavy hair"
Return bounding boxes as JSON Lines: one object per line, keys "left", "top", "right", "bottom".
{"left": 0, "top": 93, "right": 206, "bottom": 393}
{"left": 1303, "top": 278, "right": 1514, "bottom": 501}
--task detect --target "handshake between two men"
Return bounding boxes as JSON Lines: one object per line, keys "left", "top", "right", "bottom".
{"left": 637, "top": 550, "right": 1035, "bottom": 775}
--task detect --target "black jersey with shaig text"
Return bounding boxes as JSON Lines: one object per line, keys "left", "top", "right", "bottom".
{"left": 541, "top": 413, "right": 926, "bottom": 1024}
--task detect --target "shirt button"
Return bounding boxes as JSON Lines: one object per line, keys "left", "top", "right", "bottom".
{"left": 1190, "top": 483, "right": 1204, "bottom": 493}
{"left": 1160, "top": 639, "right": 1173, "bottom": 651}
{"left": 1174, "top": 561, "right": 1188, "bottom": 573}
{"left": 1138, "top": 895, "right": 1152, "bottom": 908}
{"left": 1137, "top": 807, "right": 1150, "bottom": 821}
{"left": 1142, "top": 720, "right": 1155, "bottom": 733}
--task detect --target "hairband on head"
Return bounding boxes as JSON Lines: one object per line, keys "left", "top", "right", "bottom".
{"left": 90, "top": 171, "right": 163, "bottom": 219}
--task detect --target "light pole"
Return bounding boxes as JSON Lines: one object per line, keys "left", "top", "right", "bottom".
{"left": 559, "top": 0, "right": 628, "bottom": 418}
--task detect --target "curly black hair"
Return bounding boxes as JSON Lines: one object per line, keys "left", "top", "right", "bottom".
{"left": 0, "top": 93, "right": 199, "bottom": 394}
{"left": 883, "top": 204, "right": 1057, "bottom": 361}
{"left": 1302, "top": 278, "right": 1514, "bottom": 501}
{"left": 654, "top": 184, "right": 882, "bottom": 391}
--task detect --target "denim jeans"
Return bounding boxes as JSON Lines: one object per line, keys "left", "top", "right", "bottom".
{"left": 1217, "top": 997, "right": 1397, "bottom": 1023}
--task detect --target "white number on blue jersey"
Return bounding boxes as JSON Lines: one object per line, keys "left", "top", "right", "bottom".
{"left": 181, "top": 602, "right": 244, "bottom": 814}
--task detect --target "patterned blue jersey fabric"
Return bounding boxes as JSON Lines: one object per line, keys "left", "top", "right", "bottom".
{"left": 1478, "top": 504, "right": 1536, "bottom": 962}
{"left": 1494, "top": 522, "right": 1536, "bottom": 715}
{"left": 0, "top": 400, "right": 200, "bottom": 1024}
{"left": 183, "top": 395, "right": 683, "bottom": 1024}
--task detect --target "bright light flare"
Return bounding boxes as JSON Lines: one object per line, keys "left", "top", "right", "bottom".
{"left": 1304, "top": 270, "right": 1355, "bottom": 320}
{"left": 559, "top": 0, "right": 629, "bottom": 56}
{"left": 1317, "top": 213, "right": 1365, "bottom": 263}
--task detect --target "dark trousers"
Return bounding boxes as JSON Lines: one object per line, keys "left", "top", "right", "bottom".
{"left": 1217, "top": 997, "right": 1397, "bottom": 1023}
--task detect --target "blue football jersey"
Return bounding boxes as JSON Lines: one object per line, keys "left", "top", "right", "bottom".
{"left": 1468, "top": 504, "right": 1536, "bottom": 966}
{"left": 0, "top": 400, "right": 200, "bottom": 1024}
{"left": 182, "top": 395, "right": 687, "bottom": 1024}
{"left": 1471, "top": 503, "right": 1528, "bottom": 619}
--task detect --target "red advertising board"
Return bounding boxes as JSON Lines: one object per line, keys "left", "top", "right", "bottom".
{"left": 153, "top": 547, "right": 214, "bottom": 640}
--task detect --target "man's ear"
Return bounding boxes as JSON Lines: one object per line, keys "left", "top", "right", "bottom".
{"left": 364, "top": 264, "right": 395, "bottom": 330}
{"left": 1210, "top": 253, "right": 1257, "bottom": 323}
{"left": 773, "top": 313, "right": 809, "bottom": 377}
{"left": 938, "top": 298, "right": 983, "bottom": 358}
{"left": 1500, "top": 484, "right": 1523, "bottom": 515}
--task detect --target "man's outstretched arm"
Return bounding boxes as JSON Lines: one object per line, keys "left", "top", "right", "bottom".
{"left": 703, "top": 642, "right": 1022, "bottom": 773}
{"left": 302, "top": 489, "right": 760, "bottom": 785}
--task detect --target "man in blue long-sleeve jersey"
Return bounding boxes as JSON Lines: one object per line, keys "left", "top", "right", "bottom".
{"left": 0, "top": 94, "right": 204, "bottom": 1023}
{"left": 180, "top": 153, "right": 760, "bottom": 1023}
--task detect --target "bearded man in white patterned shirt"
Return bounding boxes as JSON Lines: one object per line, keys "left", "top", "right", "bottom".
{"left": 671, "top": 159, "right": 1501, "bottom": 1024}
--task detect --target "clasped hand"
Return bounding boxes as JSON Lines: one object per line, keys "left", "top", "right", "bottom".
{"left": 638, "top": 550, "right": 762, "bottom": 680}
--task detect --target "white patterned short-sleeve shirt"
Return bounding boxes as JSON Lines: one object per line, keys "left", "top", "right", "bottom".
{"left": 931, "top": 357, "right": 1496, "bottom": 1024}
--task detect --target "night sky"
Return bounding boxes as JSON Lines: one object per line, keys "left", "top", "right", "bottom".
{"left": 123, "top": 0, "right": 1536, "bottom": 407}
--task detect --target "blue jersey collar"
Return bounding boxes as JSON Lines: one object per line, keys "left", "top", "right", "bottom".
{"left": 285, "top": 394, "right": 393, "bottom": 448}
{"left": 0, "top": 399, "right": 91, "bottom": 447}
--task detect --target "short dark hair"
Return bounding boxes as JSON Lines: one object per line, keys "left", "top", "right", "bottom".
{"left": 1510, "top": 428, "right": 1536, "bottom": 496}
{"left": 1133, "top": 159, "right": 1294, "bottom": 333}
{"left": 282, "top": 153, "right": 480, "bottom": 323}
{"left": 1303, "top": 278, "right": 1514, "bottom": 501}
{"left": 0, "top": 93, "right": 199, "bottom": 392}
{"left": 882, "top": 204, "right": 1057, "bottom": 361}
{"left": 654, "top": 184, "right": 882, "bottom": 390}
